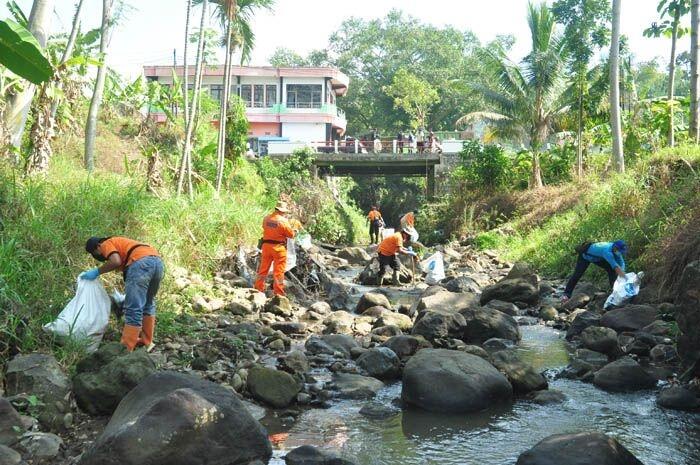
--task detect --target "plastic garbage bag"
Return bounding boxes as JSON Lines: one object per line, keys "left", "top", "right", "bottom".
{"left": 296, "top": 233, "right": 312, "bottom": 251}
{"left": 43, "top": 279, "right": 110, "bottom": 352}
{"left": 237, "top": 247, "right": 253, "bottom": 287}
{"left": 381, "top": 228, "right": 395, "bottom": 240}
{"left": 421, "top": 252, "right": 446, "bottom": 285}
{"left": 604, "top": 272, "right": 642, "bottom": 309}
{"left": 269, "top": 238, "right": 297, "bottom": 273}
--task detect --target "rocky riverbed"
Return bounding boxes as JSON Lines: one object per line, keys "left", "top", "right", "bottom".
{"left": 1, "top": 241, "right": 699, "bottom": 465}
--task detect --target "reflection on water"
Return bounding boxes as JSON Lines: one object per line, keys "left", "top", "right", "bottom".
{"left": 268, "top": 325, "right": 700, "bottom": 465}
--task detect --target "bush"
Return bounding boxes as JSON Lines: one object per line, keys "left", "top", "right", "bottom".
{"left": 455, "top": 140, "right": 513, "bottom": 189}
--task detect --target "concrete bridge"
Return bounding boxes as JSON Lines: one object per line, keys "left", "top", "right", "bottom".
{"left": 269, "top": 152, "right": 459, "bottom": 199}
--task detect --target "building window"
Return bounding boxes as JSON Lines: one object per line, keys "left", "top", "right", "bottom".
{"left": 209, "top": 84, "right": 223, "bottom": 104}
{"left": 254, "top": 84, "right": 264, "bottom": 108}
{"left": 286, "top": 84, "right": 322, "bottom": 109}
{"left": 240, "top": 84, "right": 252, "bottom": 107}
{"left": 265, "top": 85, "right": 277, "bottom": 107}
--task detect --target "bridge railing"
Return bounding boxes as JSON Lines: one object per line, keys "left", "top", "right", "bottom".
{"left": 267, "top": 138, "right": 464, "bottom": 155}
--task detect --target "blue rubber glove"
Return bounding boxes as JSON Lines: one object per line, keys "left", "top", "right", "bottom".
{"left": 80, "top": 268, "right": 100, "bottom": 280}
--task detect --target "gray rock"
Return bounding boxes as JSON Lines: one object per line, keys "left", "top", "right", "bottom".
{"left": 650, "top": 344, "right": 679, "bottom": 363}
{"left": 0, "top": 398, "right": 24, "bottom": 446}
{"left": 309, "top": 302, "right": 332, "bottom": 315}
{"left": 460, "top": 307, "right": 521, "bottom": 344}
{"left": 19, "top": 432, "right": 62, "bottom": 459}
{"left": 266, "top": 295, "right": 293, "bottom": 318}
{"left": 247, "top": 366, "right": 301, "bottom": 408}
{"left": 79, "top": 371, "right": 272, "bottom": 465}
{"left": 569, "top": 349, "right": 609, "bottom": 377}
{"left": 374, "top": 312, "right": 413, "bottom": 332}
{"left": 676, "top": 261, "right": 700, "bottom": 366}
{"left": 480, "top": 278, "right": 539, "bottom": 306}
{"left": 571, "top": 282, "right": 599, "bottom": 299}
{"left": 657, "top": 386, "right": 700, "bottom": 411}
{"left": 443, "top": 276, "right": 481, "bottom": 294}
{"left": 401, "top": 349, "right": 512, "bottom": 413}
{"left": 271, "top": 322, "right": 307, "bottom": 335}
{"left": 460, "top": 345, "right": 490, "bottom": 359}
{"left": 285, "top": 445, "right": 356, "bottom": 465}
{"left": 593, "top": 357, "right": 657, "bottom": 392}
{"left": 482, "top": 338, "right": 515, "bottom": 352}
{"left": 484, "top": 300, "right": 519, "bottom": 316}
{"left": 527, "top": 390, "right": 567, "bottom": 405}
{"left": 506, "top": 263, "right": 539, "bottom": 284}
{"left": 356, "top": 348, "right": 401, "bottom": 380}
{"left": 323, "top": 277, "right": 352, "bottom": 311}
{"left": 566, "top": 311, "right": 601, "bottom": 340}
{"left": 356, "top": 292, "right": 391, "bottom": 314}
{"left": 516, "top": 431, "right": 644, "bottom": 465}
{"left": 305, "top": 334, "right": 359, "bottom": 358}
{"left": 411, "top": 310, "right": 466, "bottom": 343}
{"left": 0, "top": 445, "right": 21, "bottom": 465}
{"left": 73, "top": 348, "right": 157, "bottom": 415}
{"left": 580, "top": 326, "right": 619, "bottom": 354}
{"left": 359, "top": 402, "right": 400, "bottom": 420}
{"left": 337, "top": 247, "right": 372, "bottom": 265}
{"left": 562, "top": 294, "right": 591, "bottom": 312}
{"left": 539, "top": 306, "right": 558, "bottom": 322}
{"left": 358, "top": 260, "right": 412, "bottom": 285}
{"left": 323, "top": 311, "right": 355, "bottom": 335}
{"left": 416, "top": 289, "right": 479, "bottom": 313}
{"left": 371, "top": 325, "right": 403, "bottom": 338}
{"left": 382, "top": 335, "right": 430, "bottom": 359}
{"left": 225, "top": 298, "right": 255, "bottom": 316}
{"left": 330, "top": 373, "right": 384, "bottom": 399}
{"left": 490, "top": 350, "right": 548, "bottom": 393}
{"left": 600, "top": 305, "right": 659, "bottom": 332}
{"left": 279, "top": 350, "right": 310, "bottom": 375}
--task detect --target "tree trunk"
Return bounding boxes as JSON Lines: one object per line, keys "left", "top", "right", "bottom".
{"left": 690, "top": 0, "right": 700, "bottom": 143}
{"left": 216, "top": 1, "right": 235, "bottom": 193}
{"left": 84, "top": 0, "right": 115, "bottom": 171}
{"left": 177, "top": 0, "right": 208, "bottom": 196}
{"left": 668, "top": 7, "right": 680, "bottom": 147}
{"left": 531, "top": 150, "right": 543, "bottom": 188}
{"left": 3, "top": 0, "right": 54, "bottom": 152}
{"left": 610, "top": 0, "right": 625, "bottom": 173}
{"left": 25, "top": 84, "right": 55, "bottom": 175}
{"left": 177, "top": 0, "right": 193, "bottom": 194}
{"left": 577, "top": 76, "right": 584, "bottom": 178}
{"left": 50, "top": 0, "right": 86, "bottom": 119}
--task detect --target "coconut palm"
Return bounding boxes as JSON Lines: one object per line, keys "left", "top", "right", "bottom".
{"left": 457, "top": 2, "right": 569, "bottom": 188}
{"left": 610, "top": 0, "right": 624, "bottom": 172}
{"left": 690, "top": 0, "right": 700, "bottom": 142}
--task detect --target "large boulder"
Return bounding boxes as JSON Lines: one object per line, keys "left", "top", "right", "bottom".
{"left": 657, "top": 386, "right": 700, "bottom": 411}
{"left": 0, "top": 399, "right": 24, "bottom": 446}
{"left": 460, "top": 307, "right": 521, "bottom": 344}
{"left": 330, "top": 373, "right": 384, "bottom": 400}
{"left": 567, "top": 349, "right": 609, "bottom": 378}
{"left": 323, "top": 311, "right": 355, "bottom": 335}
{"left": 516, "top": 432, "right": 644, "bottom": 465}
{"left": 374, "top": 311, "right": 413, "bottom": 332}
{"left": 566, "top": 311, "right": 601, "bottom": 340}
{"left": 356, "top": 292, "right": 391, "bottom": 314}
{"left": 356, "top": 347, "right": 401, "bottom": 380}
{"left": 0, "top": 445, "right": 21, "bottom": 465}
{"left": 337, "top": 247, "right": 371, "bottom": 265}
{"left": 323, "top": 277, "right": 352, "bottom": 311}
{"left": 490, "top": 350, "right": 547, "bottom": 393}
{"left": 401, "top": 349, "right": 512, "bottom": 413}
{"left": 78, "top": 371, "right": 272, "bottom": 465}
{"left": 411, "top": 310, "right": 466, "bottom": 343}
{"left": 480, "top": 277, "right": 539, "bottom": 306}
{"left": 5, "top": 353, "right": 71, "bottom": 430}
{"left": 676, "top": 261, "right": 700, "bottom": 366}
{"left": 382, "top": 335, "right": 431, "bottom": 359}
{"left": 285, "top": 445, "right": 356, "bottom": 465}
{"left": 443, "top": 276, "right": 481, "bottom": 294}
{"left": 600, "top": 305, "right": 659, "bottom": 332}
{"left": 484, "top": 300, "right": 520, "bottom": 316}
{"left": 73, "top": 344, "right": 157, "bottom": 415}
{"left": 247, "top": 366, "right": 301, "bottom": 408}
{"left": 416, "top": 289, "right": 479, "bottom": 313}
{"left": 580, "top": 326, "right": 619, "bottom": 354}
{"left": 593, "top": 357, "right": 657, "bottom": 392}
{"left": 305, "top": 334, "right": 359, "bottom": 358}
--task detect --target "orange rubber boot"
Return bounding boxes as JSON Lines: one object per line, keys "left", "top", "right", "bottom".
{"left": 120, "top": 324, "right": 141, "bottom": 352}
{"left": 139, "top": 316, "right": 156, "bottom": 352}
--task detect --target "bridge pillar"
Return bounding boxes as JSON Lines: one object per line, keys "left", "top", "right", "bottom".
{"left": 427, "top": 165, "right": 436, "bottom": 200}
{"left": 311, "top": 164, "right": 319, "bottom": 179}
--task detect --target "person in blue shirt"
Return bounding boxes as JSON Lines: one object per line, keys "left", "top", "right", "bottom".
{"left": 562, "top": 240, "right": 628, "bottom": 301}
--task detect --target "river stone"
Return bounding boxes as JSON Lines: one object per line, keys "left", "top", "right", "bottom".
{"left": 593, "top": 357, "right": 657, "bottom": 392}
{"left": 356, "top": 292, "right": 391, "bottom": 314}
{"left": 600, "top": 305, "right": 659, "bottom": 332}
{"left": 580, "top": 326, "right": 619, "bottom": 354}
{"left": 305, "top": 334, "right": 359, "bottom": 358}
{"left": 0, "top": 445, "right": 21, "bottom": 465}
{"left": 361, "top": 306, "right": 389, "bottom": 318}
{"left": 266, "top": 295, "right": 293, "bottom": 317}
{"left": 657, "top": 386, "right": 700, "bottom": 411}
{"left": 279, "top": 350, "right": 310, "bottom": 375}
{"left": 539, "top": 306, "right": 558, "bottom": 322}
{"left": 401, "top": 349, "right": 513, "bottom": 413}
{"left": 566, "top": 311, "right": 601, "bottom": 340}
{"left": 443, "top": 276, "right": 481, "bottom": 294}
{"left": 480, "top": 277, "right": 539, "bottom": 306}
{"left": 323, "top": 311, "right": 355, "bottom": 334}
{"left": 324, "top": 277, "right": 352, "bottom": 311}
{"left": 19, "top": 432, "right": 62, "bottom": 459}
{"left": 482, "top": 338, "right": 515, "bottom": 352}
{"left": 568, "top": 349, "right": 609, "bottom": 377}
{"left": 460, "top": 307, "right": 521, "bottom": 344}
{"left": 247, "top": 366, "right": 301, "bottom": 408}
{"left": 374, "top": 311, "right": 413, "bottom": 331}
{"left": 330, "top": 373, "right": 384, "bottom": 399}
{"left": 562, "top": 293, "right": 591, "bottom": 312}
{"left": 676, "top": 261, "right": 700, "bottom": 366}
{"left": 371, "top": 325, "right": 403, "bottom": 338}
{"left": 356, "top": 347, "right": 401, "bottom": 380}
{"left": 411, "top": 310, "right": 466, "bottom": 343}
{"left": 79, "top": 371, "right": 272, "bottom": 465}
{"left": 285, "top": 445, "right": 356, "bottom": 465}
{"left": 642, "top": 320, "right": 672, "bottom": 336}
{"left": 650, "top": 344, "right": 679, "bottom": 363}
{"left": 382, "top": 335, "right": 430, "bottom": 359}
{"left": 337, "top": 246, "right": 372, "bottom": 265}
{"left": 309, "top": 301, "right": 332, "bottom": 315}
{"left": 5, "top": 353, "right": 71, "bottom": 431}
{"left": 0, "top": 399, "right": 24, "bottom": 446}
{"left": 416, "top": 289, "right": 479, "bottom": 313}
{"left": 484, "top": 300, "right": 519, "bottom": 316}
{"left": 490, "top": 350, "right": 548, "bottom": 393}
{"left": 73, "top": 349, "right": 157, "bottom": 416}
{"left": 359, "top": 402, "right": 400, "bottom": 420}
{"left": 516, "top": 431, "right": 645, "bottom": 465}
{"left": 358, "top": 260, "right": 412, "bottom": 285}
{"left": 460, "top": 344, "right": 490, "bottom": 359}
{"left": 527, "top": 389, "right": 567, "bottom": 405}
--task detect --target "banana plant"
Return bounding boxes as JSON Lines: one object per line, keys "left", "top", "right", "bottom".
{"left": 0, "top": 18, "right": 53, "bottom": 85}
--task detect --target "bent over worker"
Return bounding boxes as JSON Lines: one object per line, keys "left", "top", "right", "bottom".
{"left": 367, "top": 206, "right": 383, "bottom": 244}
{"left": 82, "top": 236, "right": 164, "bottom": 351}
{"left": 563, "top": 240, "right": 628, "bottom": 301}
{"left": 255, "top": 201, "right": 296, "bottom": 296}
{"left": 376, "top": 228, "right": 417, "bottom": 286}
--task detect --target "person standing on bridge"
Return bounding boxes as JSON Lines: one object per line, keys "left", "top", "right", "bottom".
{"left": 367, "top": 206, "right": 384, "bottom": 244}
{"left": 255, "top": 200, "right": 296, "bottom": 296}
{"left": 376, "top": 228, "right": 417, "bottom": 286}
{"left": 373, "top": 134, "right": 382, "bottom": 154}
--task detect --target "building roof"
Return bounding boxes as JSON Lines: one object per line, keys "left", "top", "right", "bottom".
{"left": 143, "top": 65, "right": 350, "bottom": 95}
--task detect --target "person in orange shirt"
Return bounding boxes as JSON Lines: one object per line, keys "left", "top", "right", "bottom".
{"left": 367, "top": 206, "right": 383, "bottom": 244}
{"left": 255, "top": 201, "right": 296, "bottom": 296}
{"left": 376, "top": 228, "right": 417, "bottom": 286}
{"left": 82, "top": 236, "right": 164, "bottom": 351}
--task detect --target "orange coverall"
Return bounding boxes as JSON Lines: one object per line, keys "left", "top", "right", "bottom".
{"left": 255, "top": 211, "right": 295, "bottom": 296}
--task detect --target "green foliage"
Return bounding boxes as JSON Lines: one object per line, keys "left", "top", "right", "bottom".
{"left": 474, "top": 231, "right": 500, "bottom": 250}
{"left": 455, "top": 140, "right": 513, "bottom": 189}
{"left": 188, "top": 28, "right": 220, "bottom": 65}
{"left": 255, "top": 147, "right": 314, "bottom": 199}
{"left": 383, "top": 69, "right": 440, "bottom": 129}
{"left": 225, "top": 95, "right": 249, "bottom": 160}
{"left": 0, "top": 18, "right": 53, "bottom": 84}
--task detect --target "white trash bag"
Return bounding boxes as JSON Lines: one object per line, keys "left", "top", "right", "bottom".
{"left": 422, "top": 252, "right": 446, "bottom": 285}
{"left": 604, "top": 272, "right": 643, "bottom": 309}
{"left": 268, "top": 238, "right": 297, "bottom": 273}
{"left": 43, "top": 279, "right": 111, "bottom": 352}
{"left": 296, "top": 233, "right": 312, "bottom": 251}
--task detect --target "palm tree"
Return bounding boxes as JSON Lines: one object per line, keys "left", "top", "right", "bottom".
{"left": 690, "top": 0, "right": 700, "bottom": 142}
{"left": 610, "top": 0, "right": 624, "bottom": 172}
{"left": 196, "top": 0, "right": 274, "bottom": 192}
{"left": 457, "top": 2, "right": 569, "bottom": 188}
{"left": 50, "top": 0, "right": 87, "bottom": 119}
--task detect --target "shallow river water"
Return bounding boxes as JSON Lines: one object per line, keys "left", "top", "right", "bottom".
{"left": 267, "top": 324, "right": 700, "bottom": 465}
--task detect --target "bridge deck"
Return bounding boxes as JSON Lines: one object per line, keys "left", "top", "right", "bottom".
{"left": 270, "top": 153, "right": 441, "bottom": 176}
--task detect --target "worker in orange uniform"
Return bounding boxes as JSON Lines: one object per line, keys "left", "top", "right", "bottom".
{"left": 82, "top": 236, "right": 163, "bottom": 351}
{"left": 255, "top": 200, "right": 296, "bottom": 296}
{"left": 376, "top": 228, "right": 417, "bottom": 286}
{"left": 367, "top": 206, "right": 384, "bottom": 244}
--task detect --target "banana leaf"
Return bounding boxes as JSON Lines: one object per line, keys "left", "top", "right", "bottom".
{"left": 0, "top": 19, "right": 53, "bottom": 85}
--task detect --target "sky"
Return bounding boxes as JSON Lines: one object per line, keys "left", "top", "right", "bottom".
{"left": 2, "top": 0, "right": 687, "bottom": 78}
